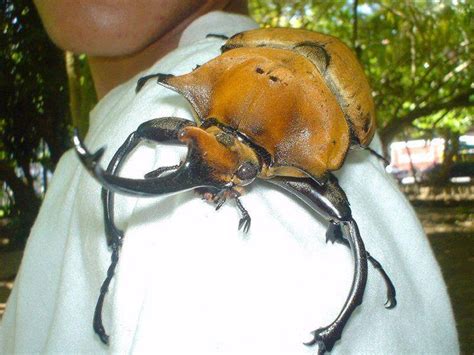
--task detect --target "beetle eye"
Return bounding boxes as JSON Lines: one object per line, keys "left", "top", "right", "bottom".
{"left": 235, "top": 161, "right": 258, "bottom": 184}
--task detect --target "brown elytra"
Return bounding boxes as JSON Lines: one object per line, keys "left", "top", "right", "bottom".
{"left": 223, "top": 27, "right": 376, "bottom": 148}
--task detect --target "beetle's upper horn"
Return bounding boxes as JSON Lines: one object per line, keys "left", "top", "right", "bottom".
{"left": 73, "top": 133, "right": 225, "bottom": 197}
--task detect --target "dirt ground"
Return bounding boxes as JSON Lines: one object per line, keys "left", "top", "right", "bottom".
{"left": 1, "top": 202, "right": 472, "bottom": 352}
{"left": 416, "top": 205, "right": 473, "bottom": 354}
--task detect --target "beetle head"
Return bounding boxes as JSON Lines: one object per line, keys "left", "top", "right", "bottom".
{"left": 73, "top": 124, "right": 261, "bottom": 198}
{"left": 179, "top": 125, "right": 261, "bottom": 188}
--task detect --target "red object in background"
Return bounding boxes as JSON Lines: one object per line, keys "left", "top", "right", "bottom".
{"left": 390, "top": 139, "right": 445, "bottom": 172}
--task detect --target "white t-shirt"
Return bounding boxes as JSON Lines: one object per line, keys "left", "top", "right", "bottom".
{"left": 0, "top": 11, "right": 458, "bottom": 354}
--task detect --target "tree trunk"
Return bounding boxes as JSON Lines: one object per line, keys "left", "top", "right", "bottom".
{"left": 436, "top": 131, "right": 459, "bottom": 185}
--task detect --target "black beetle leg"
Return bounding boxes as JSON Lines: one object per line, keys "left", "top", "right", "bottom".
{"left": 267, "top": 174, "right": 369, "bottom": 353}
{"left": 212, "top": 189, "right": 251, "bottom": 233}
{"left": 91, "top": 132, "right": 139, "bottom": 345}
{"left": 135, "top": 73, "right": 175, "bottom": 93}
{"left": 213, "top": 190, "right": 227, "bottom": 211}
{"left": 102, "top": 133, "right": 138, "bottom": 247}
{"left": 366, "top": 251, "right": 397, "bottom": 309}
{"left": 326, "top": 223, "right": 397, "bottom": 309}
{"left": 89, "top": 117, "right": 196, "bottom": 345}
{"left": 197, "top": 188, "right": 251, "bottom": 233}
{"left": 305, "top": 220, "right": 367, "bottom": 353}
{"left": 325, "top": 222, "right": 342, "bottom": 244}
{"left": 205, "top": 33, "right": 230, "bottom": 40}
{"left": 235, "top": 197, "right": 251, "bottom": 233}
{"left": 365, "top": 146, "right": 390, "bottom": 166}
{"left": 102, "top": 117, "right": 196, "bottom": 247}
{"left": 93, "top": 242, "right": 119, "bottom": 345}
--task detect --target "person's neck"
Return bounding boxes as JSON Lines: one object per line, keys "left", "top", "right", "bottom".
{"left": 89, "top": 1, "right": 248, "bottom": 99}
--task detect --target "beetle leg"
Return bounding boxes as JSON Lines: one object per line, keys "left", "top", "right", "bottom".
{"left": 325, "top": 222, "right": 341, "bottom": 244}
{"left": 235, "top": 197, "right": 251, "bottom": 233}
{"left": 91, "top": 133, "right": 140, "bottom": 345}
{"left": 101, "top": 118, "right": 195, "bottom": 246}
{"left": 366, "top": 147, "right": 390, "bottom": 166}
{"left": 366, "top": 251, "right": 397, "bottom": 309}
{"left": 205, "top": 33, "right": 229, "bottom": 40}
{"left": 215, "top": 195, "right": 226, "bottom": 210}
{"left": 102, "top": 132, "right": 138, "bottom": 247}
{"left": 83, "top": 117, "right": 196, "bottom": 345}
{"left": 326, "top": 223, "right": 397, "bottom": 309}
{"left": 197, "top": 188, "right": 251, "bottom": 233}
{"left": 93, "top": 242, "right": 119, "bottom": 345}
{"left": 213, "top": 189, "right": 251, "bottom": 233}
{"left": 266, "top": 174, "right": 369, "bottom": 353}
{"left": 135, "top": 73, "right": 175, "bottom": 93}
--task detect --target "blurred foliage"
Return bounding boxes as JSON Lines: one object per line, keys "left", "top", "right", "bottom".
{"left": 0, "top": 0, "right": 72, "bottom": 247}
{"left": 249, "top": 0, "right": 474, "bottom": 144}
{"left": 65, "top": 52, "right": 97, "bottom": 138}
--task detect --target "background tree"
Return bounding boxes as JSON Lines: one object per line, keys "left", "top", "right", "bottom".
{"left": 0, "top": 0, "right": 71, "bottom": 247}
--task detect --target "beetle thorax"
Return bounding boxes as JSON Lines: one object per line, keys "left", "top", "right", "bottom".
{"left": 178, "top": 125, "right": 261, "bottom": 187}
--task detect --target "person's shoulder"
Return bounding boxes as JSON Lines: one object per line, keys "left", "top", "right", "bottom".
{"left": 179, "top": 11, "right": 258, "bottom": 48}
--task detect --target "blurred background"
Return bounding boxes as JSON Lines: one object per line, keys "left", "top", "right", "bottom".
{"left": 0, "top": 0, "right": 472, "bottom": 352}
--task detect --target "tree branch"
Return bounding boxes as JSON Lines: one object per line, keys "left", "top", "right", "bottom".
{"left": 0, "top": 160, "right": 41, "bottom": 215}
{"left": 380, "top": 89, "right": 474, "bottom": 143}
{"left": 352, "top": 0, "right": 359, "bottom": 55}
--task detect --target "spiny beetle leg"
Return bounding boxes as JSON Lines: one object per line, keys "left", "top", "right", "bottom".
{"left": 267, "top": 175, "right": 368, "bottom": 353}
{"left": 326, "top": 223, "right": 397, "bottom": 309}
{"left": 135, "top": 73, "right": 175, "bottom": 93}
{"left": 212, "top": 189, "right": 228, "bottom": 211}
{"left": 81, "top": 117, "right": 196, "bottom": 344}
{"left": 364, "top": 146, "right": 390, "bottom": 166}
{"left": 101, "top": 117, "right": 195, "bottom": 246}
{"left": 205, "top": 33, "right": 230, "bottom": 40}
{"left": 102, "top": 132, "right": 139, "bottom": 247}
{"left": 93, "top": 243, "right": 120, "bottom": 345}
{"left": 197, "top": 188, "right": 251, "bottom": 233}
{"left": 235, "top": 197, "right": 251, "bottom": 233}
{"left": 215, "top": 189, "right": 252, "bottom": 233}
{"left": 325, "top": 222, "right": 341, "bottom": 244}
{"left": 215, "top": 197, "right": 226, "bottom": 211}
{"left": 366, "top": 251, "right": 397, "bottom": 309}
{"left": 304, "top": 220, "right": 368, "bottom": 353}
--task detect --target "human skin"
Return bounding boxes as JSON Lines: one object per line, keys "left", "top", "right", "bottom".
{"left": 34, "top": 0, "right": 248, "bottom": 98}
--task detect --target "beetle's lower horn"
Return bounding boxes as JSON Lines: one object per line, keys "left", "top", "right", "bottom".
{"left": 73, "top": 133, "right": 222, "bottom": 196}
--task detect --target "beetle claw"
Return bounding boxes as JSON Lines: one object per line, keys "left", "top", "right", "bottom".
{"left": 238, "top": 215, "right": 251, "bottom": 233}
{"left": 325, "top": 222, "right": 342, "bottom": 244}
{"left": 235, "top": 197, "right": 251, "bottom": 233}
{"left": 73, "top": 131, "right": 105, "bottom": 173}
{"left": 303, "top": 328, "right": 336, "bottom": 354}
{"left": 215, "top": 197, "right": 226, "bottom": 210}
{"left": 365, "top": 251, "right": 397, "bottom": 309}
{"left": 385, "top": 296, "right": 397, "bottom": 309}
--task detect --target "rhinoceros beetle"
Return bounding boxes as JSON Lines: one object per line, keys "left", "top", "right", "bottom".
{"left": 73, "top": 27, "right": 396, "bottom": 353}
